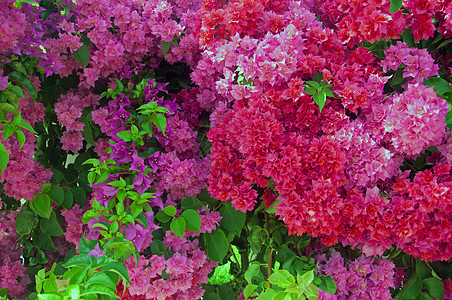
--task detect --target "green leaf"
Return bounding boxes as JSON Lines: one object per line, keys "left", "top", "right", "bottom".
{"left": 317, "top": 275, "right": 337, "bottom": 294}
{"left": 162, "top": 41, "right": 171, "bottom": 55}
{"left": 150, "top": 240, "right": 166, "bottom": 255}
{"left": 72, "top": 186, "right": 87, "bottom": 207}
{"left": 155, "top": 210, "right": 171, "bottom": 223}
{"left": 395, "top": 274, "right": 423, "bottom": 299}
{"left": 72, "top": 44, "right": 90, "bottom": 68}
{"left": 181, "top": 197, "right": 203, "bottom": 210}
{"left": 268, "top": 270, "right": 295, "bottom": 288}
{"left": 33, "top": 194, "right": 52, "bottom": 219}
{"left": 423, "top": 76, "right": 452, "bottom": 97}
{"left": 423, "top": 277, "right": 444, "bottom": 300}
{"left": 219, "top": 201, "right": 246, "bottom": 234}
{"left": 62, "top": 188, "right": 74, "bottom": 209}
{"left": 436, "top": 39, "right": 452, "bottom": 50}
{"left": 150, "top": 113, "right": 167, "bottom": 135}
{"left": 37, "top": 294, "right": 63, "bottom": 300}
{"left": 272, "top": 291, "right": 291, "bottom": 300}
{"left": 64, "top": 255, "right": 93, "bottom": 268}
{"left": 66, "top": 285, "right": 80, "bottom": 300}
{"left": 205, "top": 229, "right": 229, "bottom": 262}
{"left": 0, "top": 103, "right": 19, "bottom": 115}
{"left": 389, "top": 0, "right": 403, "bottom": 13}
{"left": 82, "top": 284, "right": 117, "bottom": 298}
{"left": 40, "top": 212, "right": 64, "bottom": 236}
{"left": 115, "top": 78, "right": 124, "bottom": 92}
{"left": 116, "top": 130, "right": 133, "bottom": 142}
{"left": 0, "top": 142, "right": 9, "bottom": 175}
{"left": 244, "top": 284, "right": 257, "bottom": 299}
{"left": 103, "top": 262, "right": 130, "bottom": 285}
{"left": 163, "top": 205, "right": 177, "bottom": 217}
{"left": 83, "top": 125, "right": 94, "bottom": 145}
{"left": 48, "top": 185, "right": 64, "bottom": 205}
{"left": 8, "top": 71, "right": 37, "bottom": 99}
{"left": 391, "top": 65, "right": 406, "bottom": 86}
{"left": 86, "top": 273, "right": 116, "bottom": 289}
{"left": 15, "top": 210, "right": 38, "bottom": 237}
{"left": 33, "top": 231, "right": 56, "bottom": 251}
{"left": 181, "top": 209, "right": 201, "bottom": 232}
{"left": 170, "top": 216, "right": 186, "bottom": 238}
{"left": 313, "top": 92, "right": 326, "bottom": 113}
{"left": 244, "top": 261, "right": 265, "bottom": 285}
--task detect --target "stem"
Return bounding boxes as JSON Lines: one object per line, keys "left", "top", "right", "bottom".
{"left": 229, "top": 244, "right": 241, "bottom": 271}
{"left": 264, "top": 212, "right": 273, "bottom": 279}
{"left": 291, "top": 235, "right": 302, "bottom": 257}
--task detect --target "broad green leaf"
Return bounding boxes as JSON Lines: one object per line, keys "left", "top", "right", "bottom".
{"left": 0, "top": 142, "right": 9, "bottom": 175}
{"left": 0, "top": 102, "right": 19, "bottom": 115}
{"left": 116, "top": 130, "right": 133, "bottom": 142}
{"left": 72, "top": 44, "right": 90, "bottom": 68}
{"left": 86, "top": 273, "right": 116, "bottom": 289}
{"left": 8, "top": 71, "right": 37, "bottom": 99}
{"left": 219, "top": 201, "right": 246, "bottom": 234}
{"left": 170, "top": 216, "right": 186, "bottom": 238}
{"left": 423, "top": 76, "right": 452, "bottom": 97}
{"left": 182, "top": 209, "right": 201, "bottom": 232}
{"left": 62, "top": 188, "right": 74, "bottom": 209}
{"left": 257, "top": 289, "right": 277, "bottom": 300}
{"left": 162, "top": 41, "right": 171, "bottom": 55}
{"left": 244, "top": 284, "right": 258, "bottom": 299}
{"left": 66, "top": 285, "right": 80, "bottom": 300}
{"left": 115, "top": 78, "right": 124, "bottom": 92}
{"left": 244, "top": 262, "right": 264, "bottom": 284}
{"left": 64, "top": 255, "right": 93, "bottom": 268}
{"left": 150, "top": 240, "right": 166, "bottom": 255}
{"left": 3, "top": 125, "right": 15, "bottom": 140}
{"left": 423, "top": 277, "right": 444, "bottom": 300}
{"left": 83, "top": 284, "right": 117, "bottom": 298}
{"left": 181, "top": 197, "right": 203, "bottom": 210}
{"left": 205, "top": 229, "right": 229, "bottom": 262}
{"left": 72, "top": 186, "right": 87, "bottom": 207}
{"left": 395, "top": 274, "right": 422, "bottom": 299}
{"left": 317, "top": 275, "right": 337, "bottom": 294}
{"left": 314, "top": 92, "right": 326, "bottom": 113}
{"left": 391, "top": 65, "right": 406, "bottom": 86}
{"left": 48, "top": 185, "right": 64, "bottom": 205}
{"left": 34, "top": 194, "right": 52, "bottom": 219}
{"left": 268, "top": 270, "right": 295, "bottom": 288}
{"left": 155, "top": 210, "right": 171, "bottom": 223}
{"left": 103, "top": 262, "right": 131, "bottom": 285}
{"left": 389, "top": 0, "right": 403, "bottom": 13}
{"left": 37, "top": 294, "right": 63, "bottom": 300}
{"left": 150, "top": 113, "right": 167, "bottom": 135}
{"left": 83, "top": 125, "right": 94, "bottom": 145}
{"left": 40, "top": 212, "right": 64, "bottom": 236}
{"left": 272, "top": 291, "right": 291, "bottom": 300}
{"left": 163, "top": 205, "right": 177, "bottom": 217}
{"left": 33, "top": 231, "right": 56, "bottom": 251}
{"left": 15, "top": 210, "right": 38, "bottom": 237}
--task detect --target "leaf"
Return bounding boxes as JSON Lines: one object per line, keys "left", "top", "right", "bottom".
{"left": 33, "top": 194, "right": 52, "bottom": 219}
{"left": 170, "top": 216, "right": 186, "bottom": 238}
{"left": 391, "top": 65, "right": 406, "bottom": 86}
{"left": 268, "top": 270, "right": 295, "bottom": 288}
{"left": 72, "top": 44, "right": 90, "bottom": 68}
{"left": 181, "top": 209, "right": 201, "bottom": 232}
{"left": 271, "top": 291, "right": 291, "bottom": 300}
{"left": 8, "top": 71, "right": 37, "bottom": 99}
{"left": 150, "top": 240, "right": 166, "bottom": 255}
{"left": 82, "top": 284, "right": 117, "bottom": 298}
{"left": 48, "top": 185, "right": 64, "bottom": 205}
{"left": 72, "top": 186, "right": 87, "bottom": 207}
{"left": 155, "top": 210, "right": 171, "bottom": 223}
{"left": 15, "top": 210, "right": 38, "bottom": 237}
{"left": 181, "top": 197, "right": 203, "bottom": 210}
{"left": 62, "top": 188, "right": 74, "bottom": 209}
{"left": 317, "top": 275, "right": 337, "bottom": 294}
{"left": 64, "top": 255, "right": 93, "bottom": 268}
{"left": 423, "top": 277, "right": 444, "bottom": 300}
{"left": 205, "top": 229, "right": 229, "bottom": 262}
{"left": 219, "top": 201, "right": 246, "bottom": 234}
{"left": 150, "top": 113, "right": 167, "bottom": 135}
{"left": 103, "top": 262, "right": 131, "bottom": 285}
{"left": 436, "top": 39, "right": 452, "bottom": 50}
{"left": 244, "top": 284, "right": 258, "bottom": 299}
{"left": 115, "top": 78, "right": 124, "bottom": 92}
{"left": 423, "top": 76, "right": 452, "bottom": 97}
{"left": 83, "top": 125, "right": 94, "bottom": 145}
{"left": 0, "top": 102, "right": 19, "bottom": 115}
{"left": 116, "top": 130, "right": 133, "bottom": 142}
{"left": 395, "top": 274, "right": 423, "bottom": 299}
{"left": 37, "top": 294, "right": 63, "bottom": 300}
{"left": 162, "top": 41, "right": 171, "bottom": 55}
{"left": 389, "top": 0, "right": 403, "bottom": 13}
{"left": 244, "top": 261, "right": 264, "bottom": 284}
{"left": 86, "top": 273, "right": 116, "bottom": 289}
{"left": 163, "top": 205, "right": 177, "bottom": 217}
{"left": 313, "top": 92, "right": 326, "bottom": 113}
{"left": 0, "top": 142, "right": 9, "bottom": 175}
{"left": 33, "top": 231, "right": 56, "bottom": 251}
{"left": 40, "top": 212, "right": 64, "bottom": 236}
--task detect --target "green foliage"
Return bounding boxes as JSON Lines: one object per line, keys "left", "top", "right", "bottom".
{"left": 303, "top": 73, "right": 334, "bottom": 113}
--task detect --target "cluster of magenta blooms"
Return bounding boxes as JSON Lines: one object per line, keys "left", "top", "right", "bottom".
{"left": 0, "top": 0, "right": 452, "bottom": 299}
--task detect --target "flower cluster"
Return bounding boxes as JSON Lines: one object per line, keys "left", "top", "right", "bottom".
{"left": 381, "top": 42, "right": 439, "bottom": 84}
{"left": 317, "top": 252, "right": 396, "bottom": 300}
